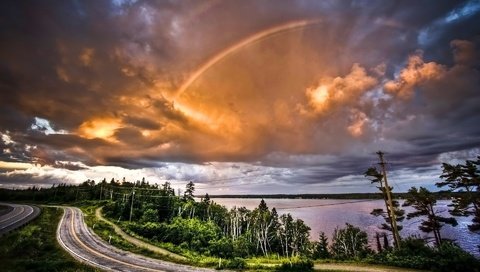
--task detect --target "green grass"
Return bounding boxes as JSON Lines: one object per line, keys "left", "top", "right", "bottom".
{"left": 0, "top": 206, "right": 97, "bottom": 272}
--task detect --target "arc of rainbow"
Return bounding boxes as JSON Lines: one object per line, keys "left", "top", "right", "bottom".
{"left": 174, "top": 19, "right": 322, "bottom": 100}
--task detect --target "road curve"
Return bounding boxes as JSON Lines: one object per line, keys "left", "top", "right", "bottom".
{"left": 57, "top": 207, "right": 217, "bottom": 272}
{"left": 0, "top": 203, "right": 41, "bottom": 236}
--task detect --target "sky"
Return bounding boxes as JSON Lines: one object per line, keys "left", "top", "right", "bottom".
{"left": 0, "top": 0, "right": 479, "bottom": 194}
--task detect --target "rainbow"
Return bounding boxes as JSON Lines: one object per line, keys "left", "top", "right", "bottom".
{"left": 175, "top": 19, "right": 322, "bottom": 99}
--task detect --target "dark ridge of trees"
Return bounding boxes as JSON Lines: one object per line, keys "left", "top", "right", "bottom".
{"left": 206, "top": 191, "right": 461, "bottom": 200}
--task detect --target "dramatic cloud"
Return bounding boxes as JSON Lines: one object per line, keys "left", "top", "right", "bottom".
{"left": 0, "top": 0, "right": 479, "bottom": 193}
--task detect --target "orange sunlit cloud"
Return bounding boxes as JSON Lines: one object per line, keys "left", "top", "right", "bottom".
{"left": 78, "top": 118, "right": 123, "bottom": 141}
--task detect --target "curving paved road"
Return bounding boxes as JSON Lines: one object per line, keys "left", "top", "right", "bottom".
{"left": 0, "top": 203, "right": 41, "bottom": 236}
{"left": 57, "top": 207, "right": 217, "bottom": 272}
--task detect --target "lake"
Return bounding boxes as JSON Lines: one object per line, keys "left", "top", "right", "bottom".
{"left": 211, "top": 198, "right": 480, "bottom": 255}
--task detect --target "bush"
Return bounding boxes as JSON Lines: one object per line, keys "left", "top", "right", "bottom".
{"left": 431, "top": 241, "right": 480, "bottom": 272}
{"left": 209, "top": 237, "right": 234, "bottom": 258}
{"left": 222, "top": 257, "right": 247, "bottom": 269}
{"left": 276, "top": 257, "right": 314, "bottom": 271}
{"left": 233, "top": 235, "right": 253, "bottom": 257}
{"left": 368, "top": 237, "right": 480, "bottom": 271}
{"left": 127, "top": 221, "right": 165, "bottom": 239}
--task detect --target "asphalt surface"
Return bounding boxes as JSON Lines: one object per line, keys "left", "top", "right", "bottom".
{"left": 57, "top": 207, "right": 217, "bottom": 272}
{"left": 0, "top": 203, "right": 40, "bottom": 236}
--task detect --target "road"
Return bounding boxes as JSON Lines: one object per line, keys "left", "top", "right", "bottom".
{"left": 57, "top": 207, "right": 217, "bottom": 272}
{"left": 0, "top": 203, "right": 40, "bottom": 236}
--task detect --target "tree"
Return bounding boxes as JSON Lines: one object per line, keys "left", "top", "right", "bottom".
{"left": 314, "top": 231, "right": 330, "bottom": 259}
{"left": 279, "top": 213, "right": 294, "bottom": 257}
{"left": 437, "top": 157, "right": 480, "bottom": 231}
{"left": 250, "top": 199, "right": 278, "bottom": 256}
{"left": 140, "top": 208, "right": 158, "bottom": 223}
{"left": 404, "top": 186, "right": 457, "bottom": 246}
{"left": 365, "top": 166, "right": 404, "bottom": 247}
{"left": 161, "top": 181, "right": 175, "bottom": 196}
{"left": 330, "top": 223, "right": 369, "bottom": 259}
{"left": 278, "top": 213, "right": 311, "bottom": 257}
{"left": 184, "top": 181, "right": 195, "bottom": 201}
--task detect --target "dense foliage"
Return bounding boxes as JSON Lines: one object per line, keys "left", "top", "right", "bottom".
{"left": 103, "top": 185, "right": 314, "bottom": 259}
{"left": 368, "top": 237, "right": 480, "bottom": 272}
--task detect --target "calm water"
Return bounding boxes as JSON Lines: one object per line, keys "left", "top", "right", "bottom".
{"left": 212, "top": 198, "right": 480, "bottom": 255}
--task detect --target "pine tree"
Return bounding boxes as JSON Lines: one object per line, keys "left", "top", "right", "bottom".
{"left": 184, "top": 181, "right": 195, "bottom": 201}
{"left": 437, "top": 157, "right": 480, "bottom": 231}
{"left": 404, "top": 186, "right": 458, "bottom": 246}
{"left": 315, "top": 231, "right": 330, "bottom": 258}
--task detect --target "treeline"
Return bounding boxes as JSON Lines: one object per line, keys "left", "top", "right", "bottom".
{"left": 208, "top": 191, "right": 462, "bottom": 200}
{"left": 0, "top": 177, "right": 158, "bottom": 202}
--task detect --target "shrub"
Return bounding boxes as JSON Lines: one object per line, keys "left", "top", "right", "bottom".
{"left": 209, "top": 237, "right": 234, "bottom": 258}
{"left": 224, "top": 257, "right": 247, "bottom": 269}
{"left": 276, "top": 257, "right": 314, "bottom": 271}
{"left": 368, "top": 237, "right": 480, "bottom": 271}
{"left": 431, "top": 241, "right": 480, "bottom": 272}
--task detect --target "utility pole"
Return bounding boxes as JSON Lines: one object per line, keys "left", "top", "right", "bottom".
{"left": 99, "top": 184, "right": 103, "bottom": 201}
{"left": 377, "top": 151, "right": 401, "bottom": 248}
{"left": 53, "top": 185, "right": 57, "bottom": 201}
{"left": 129, "top": 189, "right": 135, "bottom": 222}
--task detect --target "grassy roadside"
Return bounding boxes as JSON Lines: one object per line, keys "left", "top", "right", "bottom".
{"left": 0, "top": 206, "right": 97, "bottom": 272}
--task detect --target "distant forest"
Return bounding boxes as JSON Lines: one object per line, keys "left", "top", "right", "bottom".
{"left": 208, "top": 191, "right": 461, "bottom": 200}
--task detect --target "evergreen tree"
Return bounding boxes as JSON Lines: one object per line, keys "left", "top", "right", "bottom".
{"left": 437, "top": 157, "right": 480, "bottom": 231}
{"left": 314, "top": 231, "right": 330, "bottom": 258}
{"left": 184, "top": 181, "right": 195, "bottom": 201}
{"left": 404, "top": 186, "right": 458, "bottom": 246}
